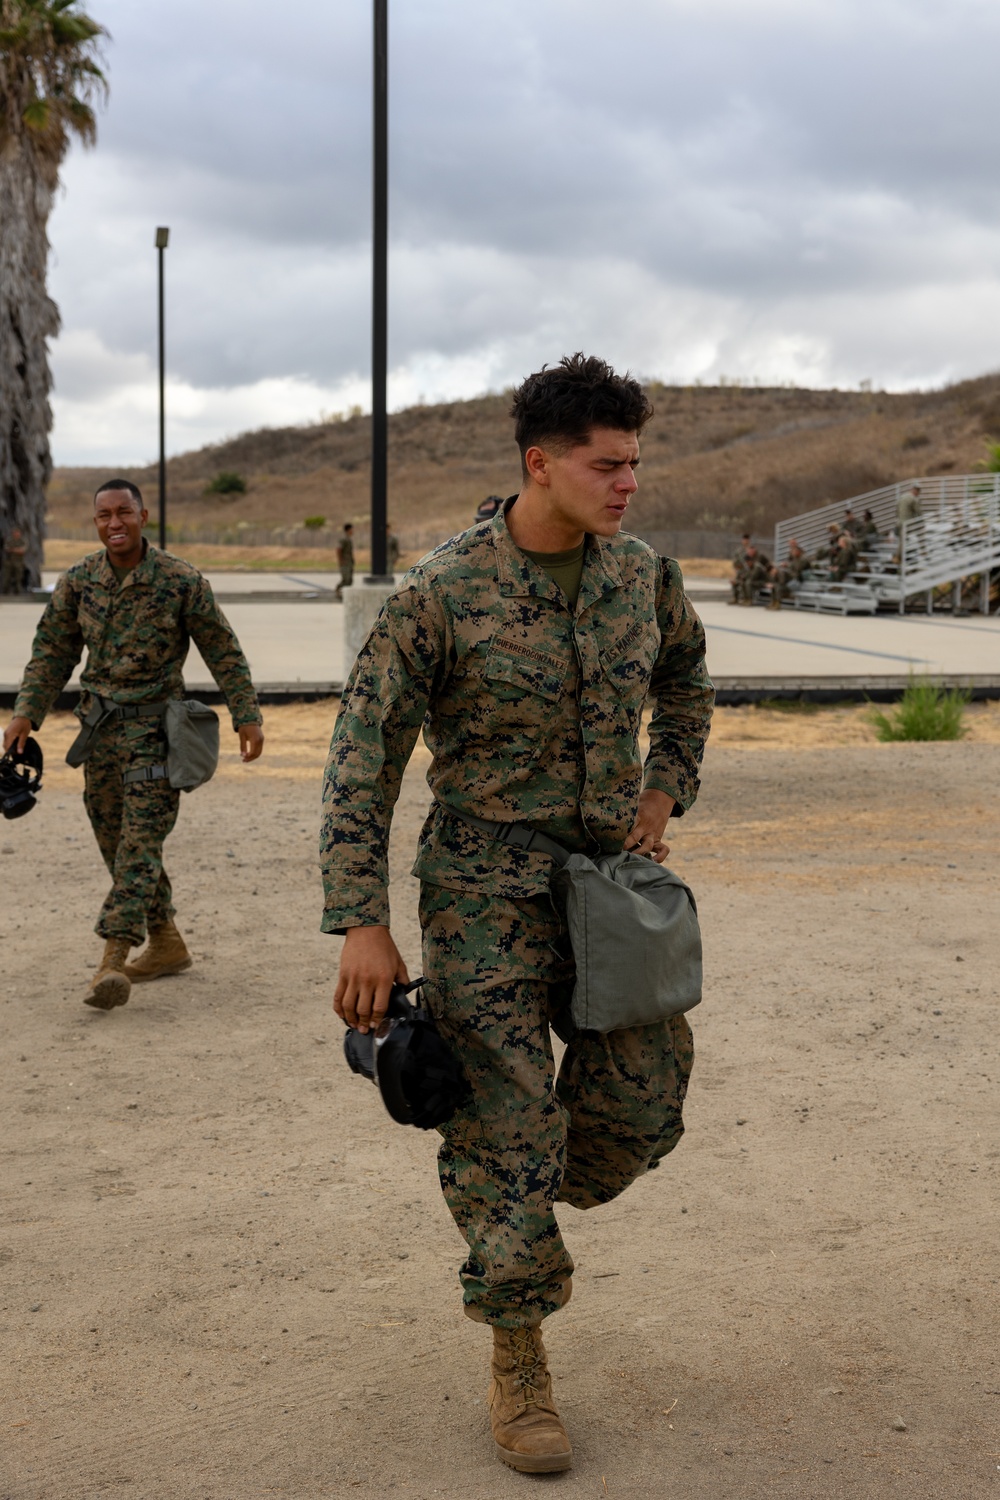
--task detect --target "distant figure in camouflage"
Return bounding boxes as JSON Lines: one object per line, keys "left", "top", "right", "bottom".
{"left": 1, "top": 526, "right": 28, "bottom": 594}
{"left": 895, "top": 482, "right": 923, "bottom": 562}
{"left": 336, "top": 523, "right": 355, "bottom": 597}
{"left": 769, "top": 538, "right": 810, "bottom": 608}
{"left": 3, "top": 479, "right": 264, "bottom": 1010}
{"left": 321, "top": 354, "right": 714, "bottom": 1474}
{"left": 734, "top": 543, "right": 771, "bottom": 604}
{"left": 386, "top": 523, "right": 401, "bottom": 574}
{"left": 857, "top": 508, "right": 881, "bottom": 546}
{"left": 831, "top": 531, "right": 859, "bottom": 582}
{"left": 813, "top": 522, "right": 844, "bottom": 572}
{"left": 897, "top": 482, "right": 922, "bottom": 529}
{"left": 730, "top": 531, "right": 752, "bottom": 603}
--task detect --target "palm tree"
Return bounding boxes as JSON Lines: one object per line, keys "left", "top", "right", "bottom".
{"left": 0, "top": 0, "right": 105, "bottom": 588}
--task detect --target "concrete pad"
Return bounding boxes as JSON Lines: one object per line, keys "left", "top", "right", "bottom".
{"left": 699, "top": 600, "right": 1000, "bottom": 680}
{"left": 0, "top": 600, "right": 344, "bottom": 699}
{"left": 3, "top": 593, "right": 998, "bottom": 704}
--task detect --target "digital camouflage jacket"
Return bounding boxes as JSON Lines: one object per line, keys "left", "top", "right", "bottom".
{"left": 14, "top": 543, "right": 261, "bottom": 731}
{"left": 320, "top": 504, "right": 714, "bottom": 931}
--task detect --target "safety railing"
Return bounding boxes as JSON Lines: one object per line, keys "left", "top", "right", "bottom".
{"left": 773, "top": 475, "right": 1000, "bottom": 613}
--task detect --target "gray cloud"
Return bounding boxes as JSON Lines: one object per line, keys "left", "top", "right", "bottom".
{"left": 45, "top": 0, "right": 1000, "bottom": 461}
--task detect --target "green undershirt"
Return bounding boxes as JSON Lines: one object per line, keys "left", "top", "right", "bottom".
{"left": 521, "top": 540, "right": 586, "bottom": 608}
{"left": 110, "top": 562, "right": 134, "bottom": 586}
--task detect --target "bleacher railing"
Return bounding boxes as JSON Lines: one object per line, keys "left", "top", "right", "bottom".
{"left": 774, "top": 474, "right": 1000, "bottom": 611}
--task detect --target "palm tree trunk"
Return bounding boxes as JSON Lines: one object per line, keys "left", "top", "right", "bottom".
{"left": 0, "top": 140, "right": 57, "bottom": 590}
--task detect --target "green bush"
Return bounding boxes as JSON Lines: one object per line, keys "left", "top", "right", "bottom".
{"left": 205, "top": 471, "right": 247, "bottom": 495}
{"left": 303, "top": 515, "right": 327, "bottom": 529}
{"left": 984, "top": 442, "right": 1000, "bottom": 474}
{"left": 868, "top": 677, "right": 970, "bottom": 742}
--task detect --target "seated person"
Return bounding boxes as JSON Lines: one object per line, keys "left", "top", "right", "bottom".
{"left": 812, "top": 523, "right": 844, "bottom": 571}
{"left": 735, "top": 543, "right": 771, "bottom": 604}
{"left": 857, "top": 508, "right": 881, "bottom": 545}
{"left": 831, "top": 532, "right": 859, "bottom": 582}
{"left": 769, "top": 539, "right": 810, "bottom": 607}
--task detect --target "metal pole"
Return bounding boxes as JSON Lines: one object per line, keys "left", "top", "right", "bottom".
{"left": 367, "top": 0, "right": 390, "bottom": 581}
{"left": 155, "top": 227, "right": 170, "bottom": 549}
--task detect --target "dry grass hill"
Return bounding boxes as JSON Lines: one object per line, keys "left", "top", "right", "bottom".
{"left": 47, "top": 373, "right": 1000, "bottom": 557}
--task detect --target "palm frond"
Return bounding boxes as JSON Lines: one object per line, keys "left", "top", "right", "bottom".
{"left": 0, "top": 0, "right": 108, "bottom": 158}
{"left": 21, "top": 95, "right": 50, "bottom": 130}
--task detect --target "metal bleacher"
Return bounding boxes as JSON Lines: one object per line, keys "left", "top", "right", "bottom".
{"left": 772, "top": 475, "right": 1000, "bottom": 615}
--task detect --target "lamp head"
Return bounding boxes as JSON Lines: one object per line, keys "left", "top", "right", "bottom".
{"left": 155, "top": 227, "right": 170, "bottom": 249}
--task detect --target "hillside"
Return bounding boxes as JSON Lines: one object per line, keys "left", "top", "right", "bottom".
{"left": 47, "top": 373, "right": 1000, "bottom": 552}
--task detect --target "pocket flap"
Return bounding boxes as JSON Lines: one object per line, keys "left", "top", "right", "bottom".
{"left": 485, "top": 636, "right": 568, "bottom": 700}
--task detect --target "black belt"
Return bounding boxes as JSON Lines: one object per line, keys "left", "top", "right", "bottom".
{"left": 65, "top": 697, "right": 170, "bottom": 769}
{"left": 441, "top": 805, "right": 573, "bottom": 868}
{"left": 110, "top": 700, "right": 169, "bottom": 722}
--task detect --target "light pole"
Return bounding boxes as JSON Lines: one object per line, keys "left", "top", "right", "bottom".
{"left": 367, "top": 0, "right": 391, "bottom": 582}
{"left": 155, "top": 226, "right": 169, "bottom": 550}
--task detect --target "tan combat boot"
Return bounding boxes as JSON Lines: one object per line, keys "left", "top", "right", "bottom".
{"left": 85, "top": 939, "right": 132, "bottom": 1010}
{"left": 489, "top": 1324, "right": 573, "bottom": 1474}
{"left": 124, "top": 919, "right": 192, "bottom": 983}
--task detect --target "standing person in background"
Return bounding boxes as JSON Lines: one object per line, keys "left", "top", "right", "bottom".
{"left": 336, "top": 523, "right": 355, "bottom": 599}
{"left": 895, "top": 483, "right": 923, "bottom": 563}
{"left": 386, "top": 523, "right": 401, "bottom": 575}
{"left": 1, "top": 526, "right": 28, "bottom": 594}
{"left": 730, "top": 532, "right": 751, "bottom": 604}
{"left": 321, "top": 354, "right": 713, "bottom": 1475}
{"left": 2, "top": 479, "right": 264, "bottom": 1010}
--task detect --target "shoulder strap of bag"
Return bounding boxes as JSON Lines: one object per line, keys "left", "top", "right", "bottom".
{"left": 440, "top": 804, "right": 572, "bottom": 868}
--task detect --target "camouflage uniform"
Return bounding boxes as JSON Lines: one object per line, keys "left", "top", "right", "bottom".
{"left": 730, "top": 542, "right": 750, "bottom": 603}
{"left": 1, "top": 538, "right": 27, "bottom": 594}
{"left": 14, "top": 542, "right": 260, "bottom": 943}
{"left": 337, "top": 531, "right": 355, "bottom": 591}
{"left": 321, "top": 504, "right": 713, "bottom": 1327}
{"left": 831, "top": 537, "right": 859, "bottom": 582}
{"left": 771, "top": 550, "right": 810, "bottom": 605}
{"left": 735, "top": 551, "right": 771, "bottom": 604}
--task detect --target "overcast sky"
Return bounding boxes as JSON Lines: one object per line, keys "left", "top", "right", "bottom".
{"left": 47, "top": 0, "right": 1000, "bottom": 465}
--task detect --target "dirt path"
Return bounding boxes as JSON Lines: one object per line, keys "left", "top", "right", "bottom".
{"left": 3, "top": 706, "right": 998, "bottom": 1499}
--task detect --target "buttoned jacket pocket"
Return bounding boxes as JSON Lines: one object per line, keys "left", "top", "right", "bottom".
{"left": 485, "top": 636, "right": 568, "bottom": 699}
{"left": 472, "top": 635, "right": 571, "bottom": 736}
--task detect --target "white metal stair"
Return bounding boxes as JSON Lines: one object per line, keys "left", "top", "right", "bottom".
{"left": 772, "top": 475, "right": 1000, "bottom": 614}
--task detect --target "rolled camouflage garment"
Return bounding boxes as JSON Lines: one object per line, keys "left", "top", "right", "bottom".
{"left": 321, "top": 504, "right": 714, "bottom": 929}
{"left": 14, "top": 542, "right": 261, "bottom": 732}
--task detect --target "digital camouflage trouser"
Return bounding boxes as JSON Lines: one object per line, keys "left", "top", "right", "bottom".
{"left": 419, "top": 885, "right": 694, "bottom": 1329}
{"left": 82, "top": 718, "right": 181, "bottom": 944}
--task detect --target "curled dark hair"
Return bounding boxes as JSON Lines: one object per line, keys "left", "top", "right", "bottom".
{"left": 94, "top": 477, "right": 143, "bottom": 508}
{"left": 510, "top": 353, "right": 653, "bottom": 469}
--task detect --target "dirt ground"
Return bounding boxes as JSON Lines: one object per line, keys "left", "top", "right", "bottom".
{"left": 3, "top": 704, "right": 999, "bottom": 1500}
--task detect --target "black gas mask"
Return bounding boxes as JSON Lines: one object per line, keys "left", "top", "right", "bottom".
{"left": 0, "top": 736, "right": 43, "bottom": 819}
{"left": 343, "top": 978, "right": 471, "bottom": 1129}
